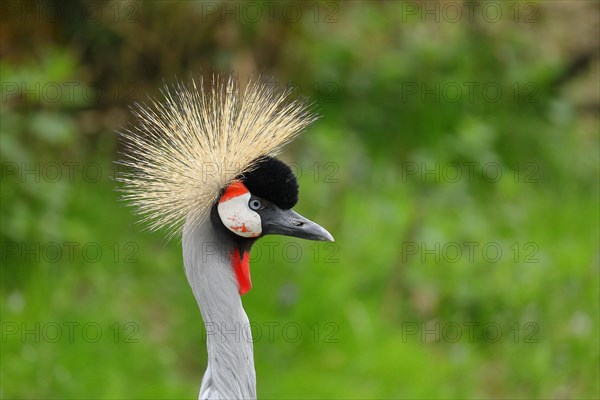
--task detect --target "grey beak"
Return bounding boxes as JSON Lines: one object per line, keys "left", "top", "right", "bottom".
{"left": 262, "top": 208, "right": 334, "bottom": 242}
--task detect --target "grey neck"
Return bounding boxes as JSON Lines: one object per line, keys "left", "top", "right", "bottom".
{"left": 182, "top": 219, "right": 256, "bottom": 400}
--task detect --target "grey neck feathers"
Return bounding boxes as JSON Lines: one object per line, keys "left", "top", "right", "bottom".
{"left": 183, "top": 219, "right": 256, "bottom": 400}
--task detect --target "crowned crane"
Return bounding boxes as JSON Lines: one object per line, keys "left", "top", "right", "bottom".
{"left": 118, "top": 76, "right": 334, "bottom": 399}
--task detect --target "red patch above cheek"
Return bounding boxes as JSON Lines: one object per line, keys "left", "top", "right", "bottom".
{"left": 219, "top": 181, "right": 249, "bottom": 203}
{"left": 231, "top": 250, "right": 251, "bottom": 295}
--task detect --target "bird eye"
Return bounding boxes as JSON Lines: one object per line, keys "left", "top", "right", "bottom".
{"left": 249, "top": 198, "right": 264, "bottom": 211}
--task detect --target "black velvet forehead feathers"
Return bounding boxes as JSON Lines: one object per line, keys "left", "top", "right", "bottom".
{"left": 239, "top": 156, "right": 298, "bottom": 209}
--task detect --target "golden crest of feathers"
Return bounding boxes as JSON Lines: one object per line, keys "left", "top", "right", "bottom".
{"left": 117, "top": 75, "right": 317, "bottom": 237}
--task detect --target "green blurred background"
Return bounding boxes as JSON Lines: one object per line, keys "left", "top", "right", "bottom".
{"left": 1, "top": 1, "right": 599, "bottom": 398}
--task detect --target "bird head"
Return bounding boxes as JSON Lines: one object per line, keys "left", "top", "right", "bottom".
{"left": 215, "top": 156, "right": 334, "bottom": 243}
{"left": 210, "top": 156, "right": 333, "bottom": 296}
{"left": 118, "top": 76, "right": 333, "bottom": 295}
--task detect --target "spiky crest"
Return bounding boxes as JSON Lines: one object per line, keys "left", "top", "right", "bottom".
{"left": 117, "top": 75, "right": 316, "bottom": 238}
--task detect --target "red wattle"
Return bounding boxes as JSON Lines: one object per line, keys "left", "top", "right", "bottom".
{"left": 231, "top": 250, "right": 251, "bottom": 295}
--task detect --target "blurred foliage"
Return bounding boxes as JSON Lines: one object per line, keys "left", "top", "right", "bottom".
{"left": 1, "top": 1, "right": 599, "bottom": 399}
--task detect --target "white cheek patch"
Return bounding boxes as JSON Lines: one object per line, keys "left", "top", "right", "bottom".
{"left": 218, "top": 189, "right": 262, "bottom": 238}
